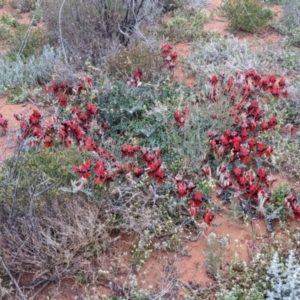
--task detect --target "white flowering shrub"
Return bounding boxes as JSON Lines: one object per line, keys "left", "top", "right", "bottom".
{"left": 266, "top": 250, "right": 300, "bottom": 300}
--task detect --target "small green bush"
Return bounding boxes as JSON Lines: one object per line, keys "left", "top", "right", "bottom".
{"left": 155, "top": 8, "right": 207, "bottom": 42}
{"left": 106, "top": 43, "right": 165, "bottom": 82}
{"left": 221, "top": 0, "right": 273, "bottom": 33}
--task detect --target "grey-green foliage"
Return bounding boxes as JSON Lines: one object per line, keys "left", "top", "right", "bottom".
{"left": 0, "top": 46, "right": 59, "bottom": 94}
{"left": 184, "top": 36, "right": 288, "bottom": 82}
{"left": 266, "top": 250, "right": 300, "bottom": 300}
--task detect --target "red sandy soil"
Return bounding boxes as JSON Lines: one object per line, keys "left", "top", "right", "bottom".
{"left": 1, "top": 1, "right": 298, "bottom": 299}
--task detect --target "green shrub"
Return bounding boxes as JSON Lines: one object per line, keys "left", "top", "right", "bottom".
{"left": 0, "top": 147, "right": 90, "bottom": 212}
{"left": 221, "top": 0, "right": 273, "bottom": 33}
{"left": 106, "top": 43, "right": 165, "bottom": 82}
{"left": 155, "top": 8, "right": 207, "bottom": 42}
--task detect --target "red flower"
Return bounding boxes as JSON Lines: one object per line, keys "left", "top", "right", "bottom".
{"left": 82, "top": 137, "right": 97, "bottom": 151}
{"left": 264, "top": 145, "right": 273, "bottom": 157}
{"left": 29, "top": 109, "right": 41, "bottom": 126}
{"left": 193, "top": 191, "right": 203, "bottom": 205}
{"left": 73, "top": 160, "right": 92, "bottom": 179}
{"left": 259, "top": 77, "right": 269, "bottom": 90}
{"left": 220, "top": 135, "right": 230, "bottom": 147}
{"left": 44, "top": 136, "right": 53, "bottom": 148}
{"left": 161, "top": 43, "right": 173, "bottom": 56}
{"left": 268, "top": 74, "right": 277, "bottom": 84}
{"left": 247, "top": 137, "right": 257, "bottom": 150}
{"left": 51, "top": 82, "right": 60, "bottom": 94}
{"left": 256, "top": 142, "right": 266, "bottom": 156}
{"left": 132, "top": 166, "right": 143, "bottom": 178}
{"left": 72, "top": 106, "right": 80, "bottom": 114}
{"left": 121, "top": 144, "right": 139, "bottom": 157}
{"left": 86, "top": 103, "right": 98, "bottom": 116}
{"left": 174, "top": 110, "right": 185, "bottom": 127}
{"left": 240, "top": 128, "right": 248, "bottom": 142}
{"left": 248, "top": 119, "right": 257, "bottom": 132}
{"left": 247, "top": 182, "right": 259, "bottom": 198}
{"left": 95, "top": 170, "right": 105, "bottom": 185}
{"left": 32, "top": 126, "right": 43, "bottom": 138}
{"left": 292, "top": 205, "right": 300, "bottom": 220}
{"left": 143, "top": 152, "right": 155, "bottom": 163}
{"left": 257, "top": 168, "right": 268, "bottom": 183}
{"left": 168, "top": 51, "right": 178, "bottom": 63}
{"left": 176, "top": 181, "right": 188, "bottom": 198}
{"left": 203, "top": 210, "right": 214, "bottom": 225}
{"left": 233, "top": 167, "right": 243, "bottom": 179}
{"left": 237, "top": 175, "right": 247, "bottom": 189}
{"left": 202, "top": 164, "right": 211, "bottom": 177}
{"left": 153, "top": 168, "right": 165, "bottom": 184}
{"left": 58, "top": 94, "right": 68, "bottom": 107}
{"left": 59, "top": 127, "right": 68, "bottom": 141}
{"left": 148, "top": 159, "right": 161, "bottom": 173}
{"left": 239, "top": 147, "right": 251, "bottom": 163}
{"left": 210, "top": 75, "right": 218, "bottom": 86}
{"left": 268, "top": 116, "right": 277, "bottom": 130}
{"left": 260, "top": 121, "right": 269, "bottom": 133}
{"left": 271, "top": 85, "right": 280, "bottom": 97}
{"left": 78, "top": 112, "right": 88, "bottom": 122}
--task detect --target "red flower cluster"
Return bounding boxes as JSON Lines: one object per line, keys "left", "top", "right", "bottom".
{"left": 72, "top": 146, "right": 166, "bottom": 186}
{"left": 189, "top": 191, "right": 203, "bottom": 217}
{"left": 127, "top": 69, "right": 143, "bottom": 87}
{"left": 46, "top": 76, "right": 93, "bottom": 107}
{"left": 161, "top": 43, "right": 177, "bottom": 71}
{"left": 209, "top": 69, "right": 288, "bottom": 104}
{"left": 203, "top": 210, "right": 215, "bottom": 225}
{"left": 0, "top": 113, "right": 8, "bottom": 134}
{"left": 14, "top": 109, "right": 55, "bottom": 149}
{"left": 208, "top": 95, "right": 277, "bottom": 163}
